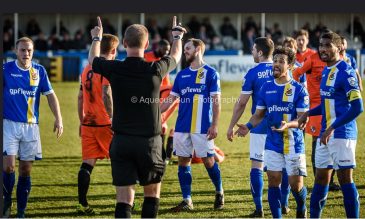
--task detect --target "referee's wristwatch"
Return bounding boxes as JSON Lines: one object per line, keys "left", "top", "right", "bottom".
{"left": 92, "top": 36, "right": 102, "bottom": 42}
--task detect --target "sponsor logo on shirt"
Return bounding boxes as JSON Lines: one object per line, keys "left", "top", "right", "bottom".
{"left": 181, "top": 75, "right": 191, "bottom": 78}
{"left": 347, "top": 77, "right": 357, "bottom": 87}
{"left": 267, "top": 105, "right": 290, "bottom": 113}
{"left": 320, "top": 89, "right": 332, "bottom": 97}
{"left": 11, "top": 74, "right": 23, "bottom": 77}
{"left": 9, "top": 88, "right": 36, "bottom": 96}
{"left": 181, "top": 86, "right": 202, "bottom": 95}
{"left": 257, "top": 69, "right": 272, "bottom": 78}
{"left": 266, "top": 90, "right": 277, "bottom": 94}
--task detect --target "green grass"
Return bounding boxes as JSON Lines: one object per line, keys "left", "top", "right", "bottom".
{"left": 8, "top": 81, "right": 365, "bottom": 218}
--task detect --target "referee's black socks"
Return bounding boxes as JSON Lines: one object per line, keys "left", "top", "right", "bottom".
{"left": 78, "top": 163, "right": 94, "bottom": 206}
{"left": 141, "top": 197, "right": 160, "bottom": 218}
{"left": 115, "top": 202, "right": 132, "bottom": 218}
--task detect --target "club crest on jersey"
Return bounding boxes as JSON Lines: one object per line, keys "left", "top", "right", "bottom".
{"left": 198, "top": 71, "right": 205, "bottom": 79}
{"left": 31, "top": 71, "right": 38, "bottom": 80}
{"left": 285, "top": 88, "right": 293, "bottom": 96}
{"left": 329, "top": 72, "right": 335, "bottom": 80}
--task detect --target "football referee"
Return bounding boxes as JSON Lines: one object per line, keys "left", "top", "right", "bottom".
{"left": 88, "top": 16, "right": 186, "bottom": 218}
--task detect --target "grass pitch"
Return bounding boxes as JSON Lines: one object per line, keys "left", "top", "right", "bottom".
{"left": 8, "top": 81, "right": 365, "bottom": 218}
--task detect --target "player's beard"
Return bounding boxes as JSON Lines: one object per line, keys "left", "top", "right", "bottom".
{"left": 185, "top": 53, "right": 196, "bottom": 65}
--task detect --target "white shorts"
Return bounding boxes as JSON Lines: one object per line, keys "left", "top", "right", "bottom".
{"left": 264, "top": 150, "right": 307, "bottom": 176}
{"left": 173, "top": 132, "right": 215, "bottom": 158}
{"left": 3, "top": 119, "right": 42, "bottom": 161}
{"left": 315, "top": 138, "right": 356, "bottom": 170}
{"left": 249, "top": 133, "right": 266, "bottom": 162}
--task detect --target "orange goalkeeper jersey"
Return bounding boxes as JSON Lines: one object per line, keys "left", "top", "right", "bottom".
{"left": 293, "top": 52, "right": 326, "bottom": 104}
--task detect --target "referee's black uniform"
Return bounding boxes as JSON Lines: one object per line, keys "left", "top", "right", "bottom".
{"left": 92, "top": 56, "right": 177, "bottom": 186}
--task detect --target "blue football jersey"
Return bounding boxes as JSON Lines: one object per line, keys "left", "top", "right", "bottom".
{"left": 241, "top": 62, "right": 273, "bottom": 134}
{"left": 292, "top": 61, "right": 307, "bottom": 86}
{"left": 171, "top": 64, "right": 221, "bottom": 134}
{"left": 344, "top": 53, "right": 357, "bottom": 70}
{"left": 257, "top": 79, "right": 309, "bottom": 154}
{"left": 3, "top": 60, "right": 53, "bottom": 123}
{"left": 319, "top": 60, "right": 362, "bottom": 139}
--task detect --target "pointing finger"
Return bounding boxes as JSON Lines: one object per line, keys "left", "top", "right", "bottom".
{"left": 173, "top": 16, "right": 177, "bottom": 27}
{"left": 97, "top": 16, "right": 103, "bottom": 28}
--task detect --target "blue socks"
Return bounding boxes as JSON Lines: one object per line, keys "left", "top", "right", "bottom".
{"left": 206, "top": 162, "right": 223, "bottom": 193}
{"left": 3, "top": 171, "right": 16, "bottom": 203}
{"left": 341, "top": 183, "right": 359, "bottom": 218}
{"left": 250, "top": 168, "right": 263, "bottom": 211}
{"left": 292, "top": 186, "right": 307, "bottom": 213}
{"left": 281, "top": 168, "right": 290, "bottom": 208}
{"left": 268, "top": 187, "right": 282, "bottom": 218}
{"left": 16, "top": 176, "right": 31, "bottom": 214}
{"left": 310, "top": 183, "right": 329, "bottom": 218}
{"left": 178, "top": 166, "right": 192, "bottom": 200}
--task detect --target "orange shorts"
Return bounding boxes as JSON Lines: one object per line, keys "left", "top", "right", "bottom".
{"left": 81, "top": 125, "right": 113, "bottom": 160}
{"left": 191, "top": 146, "right": 225, "bottom": 164}
{"left": 305, "top": 100, "right": 322, "bottom": 137}
{"left": 305, "top": 115, "right": 322, "bottom": 137}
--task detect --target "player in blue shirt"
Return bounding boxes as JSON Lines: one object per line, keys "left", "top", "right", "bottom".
{"left": 227, "top": 37, "right": 281, "bottom": 217}
{"left": 161, "top": 38, "right": 223, "bottom": 212}
{"left": 236, "top": 46, "right": 309, "bottom": 218}
{"left": 3, "top": 37, "right": 63, "bottom": 218}
{"left": 299, "top": 31, "right": 363, "bottom": 218}
{"left": 340, "top": 36, "right": 363, "bottom": 91}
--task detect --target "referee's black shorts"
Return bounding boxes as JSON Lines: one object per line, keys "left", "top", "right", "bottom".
{"left": 110, "top": 134, "right": 166, "bottom": 186}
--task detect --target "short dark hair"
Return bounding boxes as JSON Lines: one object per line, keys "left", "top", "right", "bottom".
{"left": 254, "top": 37, "right": 274, "bottom": 58}
{"left": 101, "top": 34, "right": 119, "bottom": 55}
{"left": 186, "top": 38, "right": 206, "bottom": 55}
{"left": 159, "top": 39, "right": 170, "bottom": 47}
{"left": 124, "top": 24, "right": 148, "bottom": 48}
{"left": 294, "top": 29, "right": 309, "bottom": 39}
{"left": 320, "top": 31, "right": 342, "bottom": 48}
{"left": 273, "top": 46, "right": 296, "bottom": 66}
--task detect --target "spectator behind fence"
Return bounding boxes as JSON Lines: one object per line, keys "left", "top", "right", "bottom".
{"left": 220, "top": 16, "right": 237, "bottom": 39}
{"left": 34, "top": 32, "right": 48, "bottom": 51}
{"left": 51, "top": 21, "right": 70, "bottom": 36}
{"left": 73, "top": 29, "right": 88, "bottom": 50}
{"left": 187, "top": 16, "right": 201, "bottom": 38}
{"left": 242, "top": 27, "right": 256, "bottom": 54}
{"left": 3, "top": 31, "right": 14, "bottom": 52}
{"left": 26, "top": 18, "right": 41, "bottom": 37}
{"left": 202, "top": 17, "right": 217, "bottom": 40}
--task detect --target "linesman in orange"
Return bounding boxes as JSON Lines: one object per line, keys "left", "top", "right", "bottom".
{"left": 77, "top": 33, "right": 119, "bottom": 215}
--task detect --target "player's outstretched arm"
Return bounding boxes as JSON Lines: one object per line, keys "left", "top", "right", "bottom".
{"left": 272, "top": 111, "right": 307, "bottom": 132}
{"left": 161, "top": 94, "right": 178, "bottom": 113}
{"left": 46, "top": 92, "right": 63, "bottom": 138}
{"left": 235, "top": 108, "right": 265, "bottom": 137}
{"left": 88, "top": 16, "right": 103, "bottom": 65}
{"left": 170, "top": 16, "right": 187, "bottom": 64}
{"left": 227, "top": 93, "right": 250, "bottom": 142}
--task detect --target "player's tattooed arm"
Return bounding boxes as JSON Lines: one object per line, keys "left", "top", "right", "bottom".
{"left": 102, "top": 85, "right": 113, "bottom": 119}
